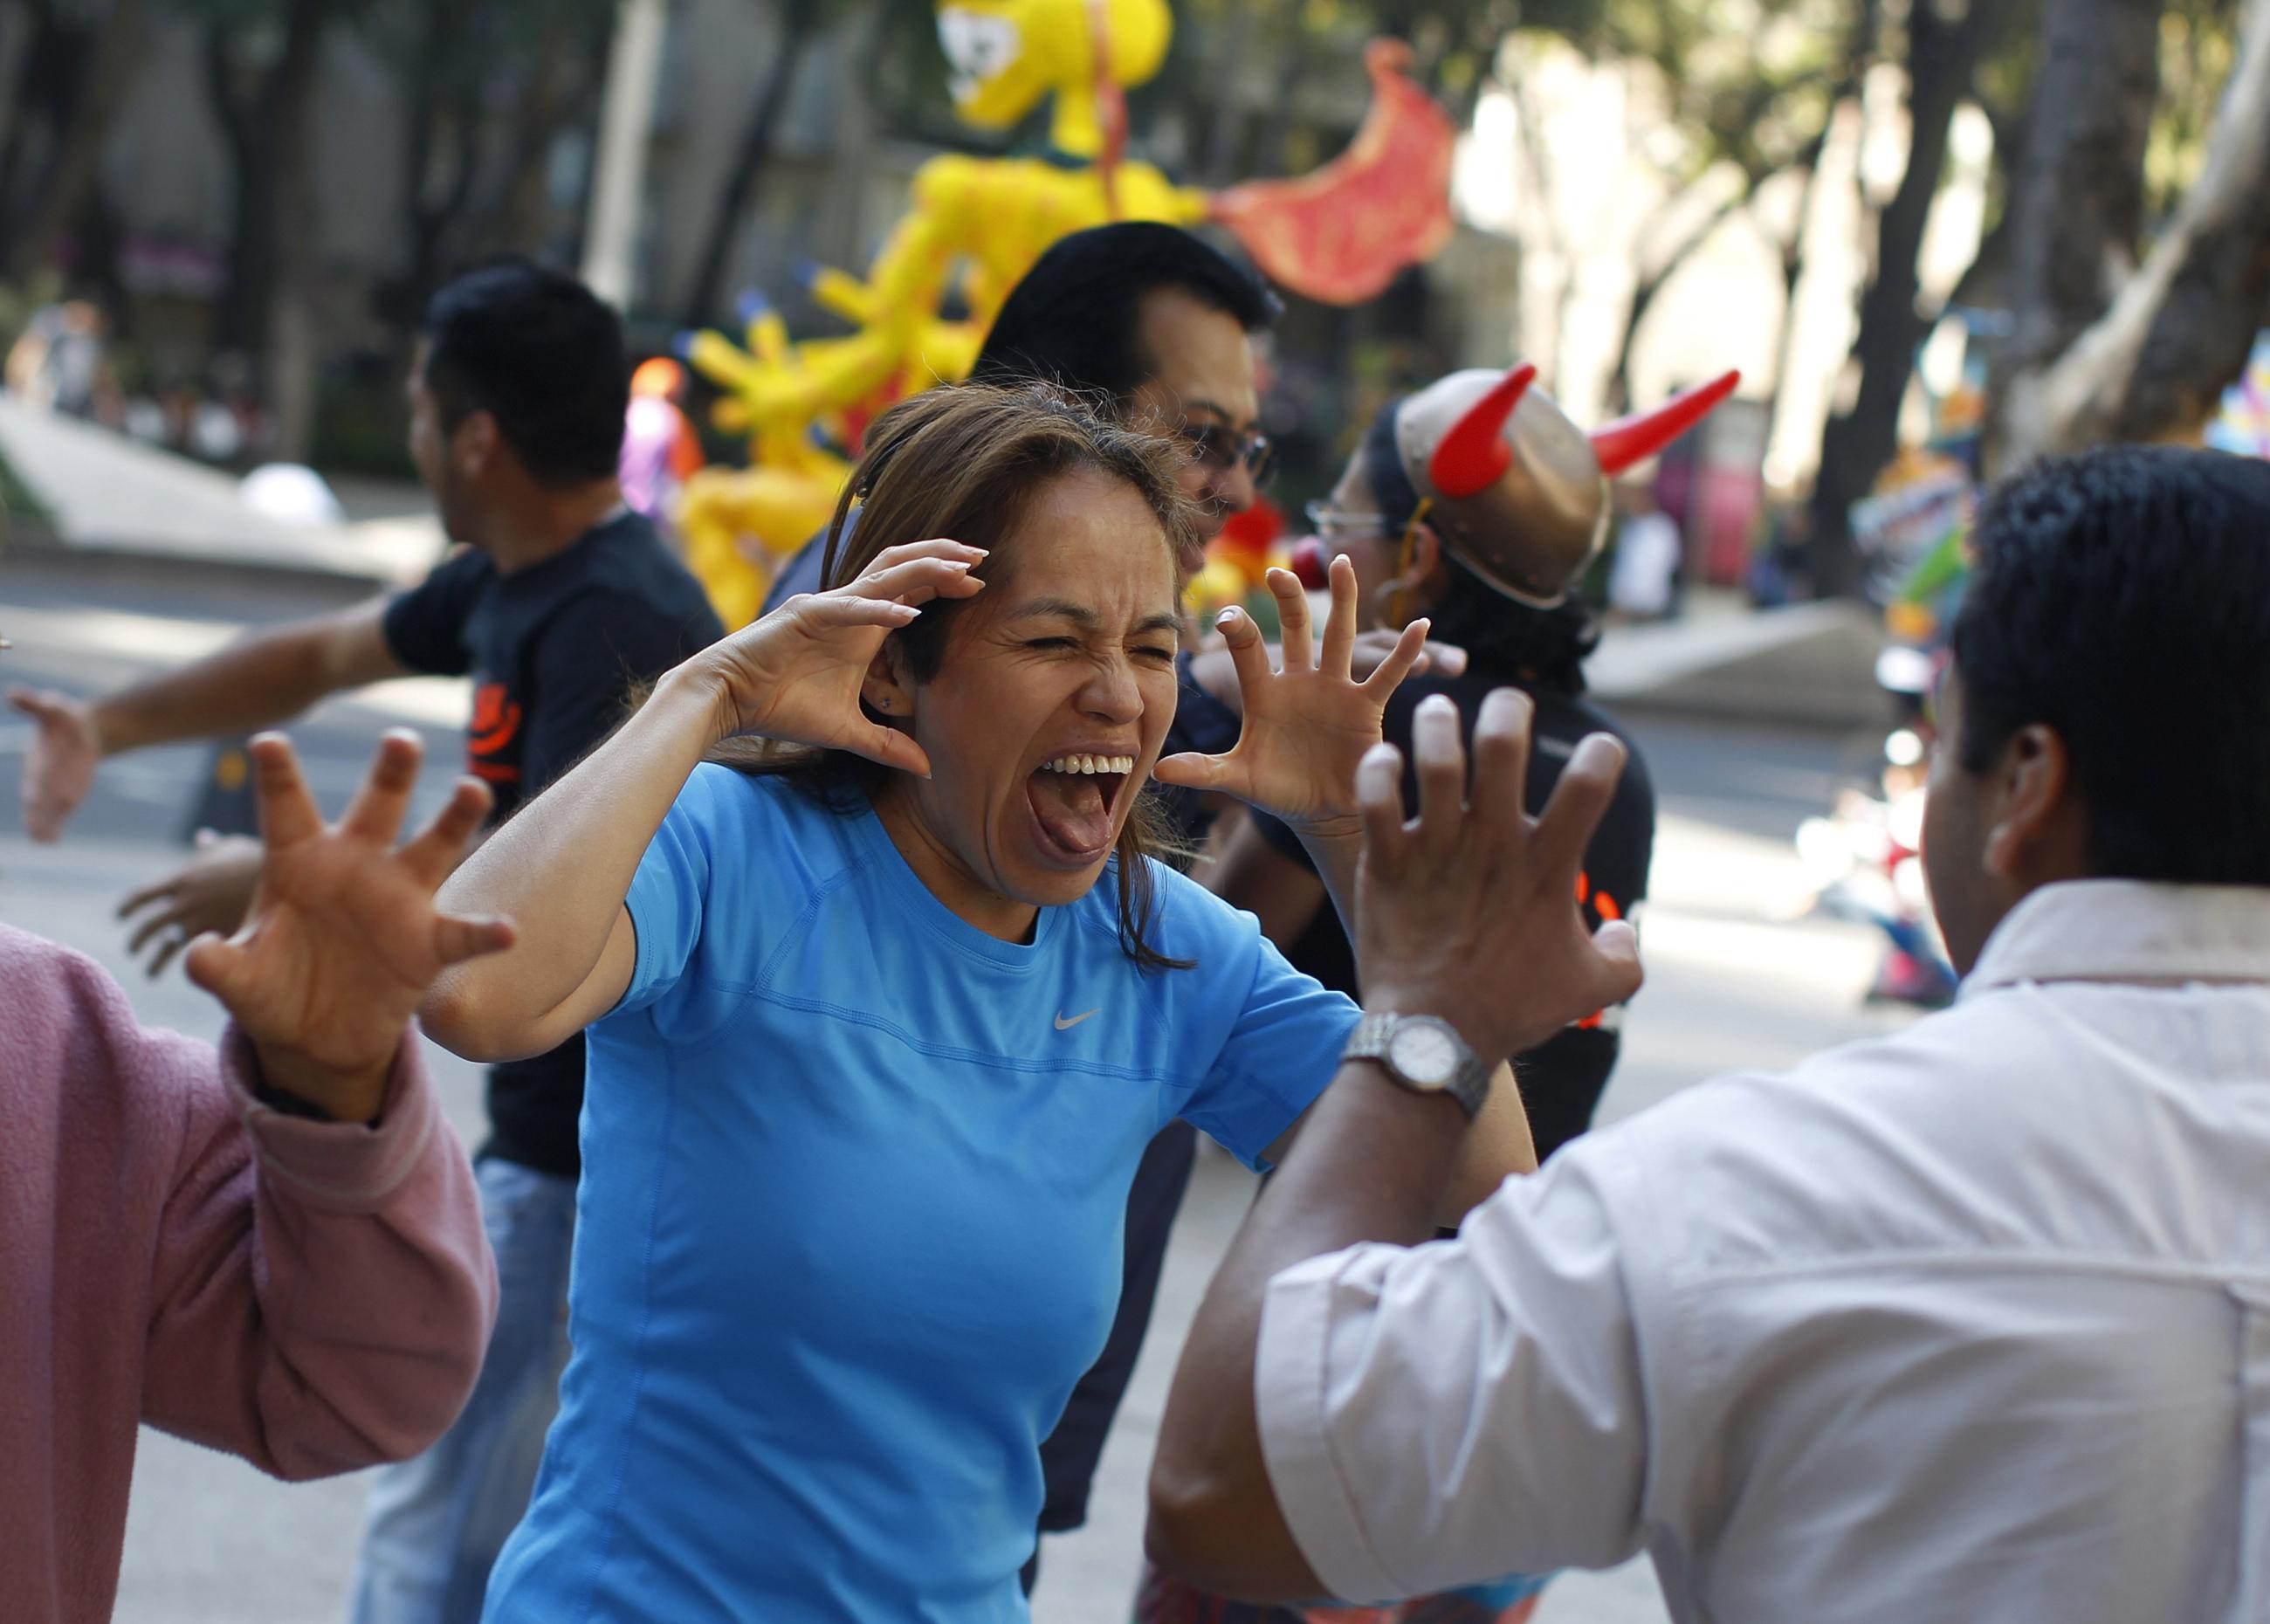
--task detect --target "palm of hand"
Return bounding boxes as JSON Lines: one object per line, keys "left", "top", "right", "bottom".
{"left": 185, "top": 730, "right": 511, "bottom": 1118}
{"left": 1214, "top": 666, "right": 1395, "bottom": 828}
{"left": 224, "top": 836, "right": 455, "bottom": 1077}
{"left": 10, "top": 690, "right": 100, "bottom": 840}
{"left": 694, "top": 540, "right": 986, "bottom": 775}
{"left": 1158, "top": 559, "right": 1430, "bottom": 830}
{"left": 713, "top": 612, "right": 893, "bottom": 751}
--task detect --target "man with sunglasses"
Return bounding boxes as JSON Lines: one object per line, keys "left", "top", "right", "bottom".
{"left": 760, "top": 222, "right": 1284, "bottom": 1586}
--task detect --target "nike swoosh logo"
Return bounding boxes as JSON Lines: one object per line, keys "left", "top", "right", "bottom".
{"left": 1054, "top": 1008, "right": 1101, "bottom": 1031}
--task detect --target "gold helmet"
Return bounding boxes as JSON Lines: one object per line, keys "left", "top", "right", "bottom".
{"left": 1388, "top": 364, "right": 1741, "bottom": 608}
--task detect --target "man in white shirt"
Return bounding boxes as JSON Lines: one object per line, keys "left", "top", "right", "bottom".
{"left": 1146, "top": 444, "right": 2270, "bottom": 1623}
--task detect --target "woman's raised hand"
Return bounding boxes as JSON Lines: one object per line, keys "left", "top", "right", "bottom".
{"left": 1153, "top": 554, "right": 1429, "bottom": 834}
{"left": 688, "top": 539, "right": 987, "bottom": 777}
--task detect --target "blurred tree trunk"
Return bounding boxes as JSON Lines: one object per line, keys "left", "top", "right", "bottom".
{"left": 812, "top": 3, "right": 890, "bottom": 272}
{"left": 2000, "top": 0, "right": 2270, "bottom": 461}
{"left": 1764, "top": 120, "right": 1846, "bottom": 450}
{"left": 1806, "top": 0, "right": 2019, "bottom": 595}
{"left": 476, "top": 20, "right": 604, "bottom": 259}
{"left": 0, "top": 0, "right": 65, "bottom": 249}
{"left": 396, "top": 0, "right": 477, "bottom": 324}
{"left": 1199, "top": 2, "right": 1262, "bottom": 187}
{"left": 3, "top": 0, "right": 149, "bottom": 280}
{"left": 1990, "top": 0, "right": 2161, "bottom": 455}
{"left": 683, "top": 0, "right": 825, "bottom": 328}
{"left": 206, "top": 0, "right": 333, "bottom": 461}
{"left": 1603, "top": 182, "right": 1755, "bottom": 413}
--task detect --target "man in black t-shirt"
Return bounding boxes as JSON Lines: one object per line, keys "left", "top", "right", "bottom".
{"left": 376, "top": 507, "right": 719, "bottom": 1182}
{"left": 10, "top": 261, "right": 720, "bottom": 1624}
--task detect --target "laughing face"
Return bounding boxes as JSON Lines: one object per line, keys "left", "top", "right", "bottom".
{"left": 867, "top": 465, "right": 1182, "bottom": 939}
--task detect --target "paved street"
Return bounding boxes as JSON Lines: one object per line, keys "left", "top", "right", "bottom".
{"left": 1, "top": 553, "right": 1915, "bottom": 1624}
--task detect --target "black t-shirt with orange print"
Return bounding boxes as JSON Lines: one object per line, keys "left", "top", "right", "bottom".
{"left": 1252, "top": 664, "right": 1654, "bottom": 1161}
{"left": 382, "top": 509, "right": 723, "bottom": 1176}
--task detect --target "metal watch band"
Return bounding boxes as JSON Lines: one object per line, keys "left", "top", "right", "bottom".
{"left": 1342, "top": 1011, "right": 1491, "bottom": 1119}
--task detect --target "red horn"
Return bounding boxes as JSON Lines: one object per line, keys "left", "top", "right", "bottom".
{"left": 1591, "top": 370, "right": 1741, "bottom": 475}
{"left": 1427, "top": 363, "right": 1537, "bottom": 498}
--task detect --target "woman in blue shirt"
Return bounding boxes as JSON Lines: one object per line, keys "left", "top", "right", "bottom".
{"left": 423, "top": 383, "right": 1539, "bottom": 1622}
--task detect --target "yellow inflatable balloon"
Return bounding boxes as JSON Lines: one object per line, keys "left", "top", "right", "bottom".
{"left": 678, "top": 0, "right": 1455, "bottom": 630}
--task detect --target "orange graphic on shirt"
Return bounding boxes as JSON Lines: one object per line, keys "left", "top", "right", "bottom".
{"left": 468, "top": 682, "right": 523, "bottom": 783}
{"left": 1575, "top": 869, "right": 1624, "bottom": 1029}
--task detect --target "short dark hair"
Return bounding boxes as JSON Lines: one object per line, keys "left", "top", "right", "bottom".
{"left": 419, "top": 259, "right": 627, "bottom": 486}
{"left": 1953, "top": 444, "right": 2270, "bottom": 885}
{"left": 970, "top": 223, "right": 1279, "bottom": 403}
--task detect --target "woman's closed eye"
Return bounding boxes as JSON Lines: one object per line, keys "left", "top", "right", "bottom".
{"left": 1132, "top": 643, "right": 1176, "bottom": 665}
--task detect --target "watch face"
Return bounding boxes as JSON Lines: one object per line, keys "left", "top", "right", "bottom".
{"left": 1387, "top": 1022, "right": 1462, "bottom": 1090}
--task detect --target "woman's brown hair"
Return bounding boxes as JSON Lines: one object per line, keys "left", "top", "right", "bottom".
{"left": 713, "top": 382, "right": 1204, "bottom": 971}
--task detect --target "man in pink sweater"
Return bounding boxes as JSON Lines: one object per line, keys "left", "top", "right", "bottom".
{"left": 2, "top": 726, "right": 505, "bottom": 1623}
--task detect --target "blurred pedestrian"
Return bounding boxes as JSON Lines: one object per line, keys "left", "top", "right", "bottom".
{"left": 3, "top": 728, "right": 502, "bottom": 1624}
{"left": 6, "top": 258, "right": 724, "bottom": 1624}
{"left": 1148, "top": 445, "right": 2270, "bottom": 1624}
{"left": 1606, "top": 483, "right": 1681, "bottom": 621}
{"left": 4, "top": 298, "right": 113, "bottom": 419}
{"left": 617, "top": 355, "right": 704, "bottom": 537}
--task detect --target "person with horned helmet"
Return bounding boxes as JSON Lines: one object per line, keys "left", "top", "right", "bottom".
{"left": 1138, "top": 363, "right": 1738, "bottom": 1621}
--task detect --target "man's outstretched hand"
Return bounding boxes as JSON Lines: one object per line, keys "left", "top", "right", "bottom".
{"left": 187, "top": 730, "right": 515, "bottom": 1123}
{"left": 1356, "top": 689, "right": 1644, "bottom": 1063}
{"left": 9, "top": 685, "right": 100, "bottom": 843}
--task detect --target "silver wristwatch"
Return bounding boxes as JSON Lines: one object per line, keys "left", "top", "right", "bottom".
{"left": 1341, "top": 1012, "right": 1491, "bottom": 1119}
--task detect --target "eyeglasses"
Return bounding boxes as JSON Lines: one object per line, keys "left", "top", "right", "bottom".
{"left": 1179, "top": 420, "right": 1276, "bottom": 485}
{"left": 1304, "top": 501, "right": 1393, "bottom": 543}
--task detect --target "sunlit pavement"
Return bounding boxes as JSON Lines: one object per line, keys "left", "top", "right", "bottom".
{"left": 0, "top": 558, "right": 1915, "bottom": 1624}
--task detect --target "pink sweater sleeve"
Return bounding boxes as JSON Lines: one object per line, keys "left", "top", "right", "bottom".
{"left": 138, "top": 1023, "right": 500, "bottom": 1480}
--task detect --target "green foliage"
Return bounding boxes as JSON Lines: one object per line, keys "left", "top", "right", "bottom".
{"left": 2147, "top": 0, "right": 2242, "bottom": 212}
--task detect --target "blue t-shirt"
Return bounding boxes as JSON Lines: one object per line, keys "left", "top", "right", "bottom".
{"left": 483, "top": 767, "right": 1359, "bottom": 1624}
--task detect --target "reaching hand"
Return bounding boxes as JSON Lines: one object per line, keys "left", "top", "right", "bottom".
{"left": 686, "top": 538, "right": 988, "bottom": 777}
{"left": 1185, "top": 629, "right": 1466, "bottom": 717}
{"left": 119, "top": 831, "right": 263, "bottom": 979}
{"left": 1356, "top": 689, "right": 1644, "bottom": 1062}
{"left": 1152, "top": 555, "right": 1429, "bottom": 833}
{"left": 9, "top": 685, "right": 100, "bottom": 842}
{"left": 186, "top": 730, "right": 515, "bottom": 1123}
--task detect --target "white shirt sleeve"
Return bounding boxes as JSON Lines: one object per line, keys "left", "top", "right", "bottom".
{"left": 1254, "top": 1144, "right": 1652, "bottom": 1603}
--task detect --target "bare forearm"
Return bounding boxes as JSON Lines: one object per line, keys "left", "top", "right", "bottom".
{"left": 96, "top": 609, "right": 389, "bottom": 754}
{"left": 424, "top": 670, "right": 718, "bottom": 1053}
{"left": 1198, "top": 812, "right": 1331, "bottom": 950}
{"left": 1151, "top": 1061, "right": 1471, "bottom": 1593}
{"left": 1293, "top": 825, "right": 1363, "bottom": 941}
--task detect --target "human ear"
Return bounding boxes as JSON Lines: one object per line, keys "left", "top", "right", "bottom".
{"left": 1405, "top": 523, "right": 1454, "bottom": 597}
{"left": 860, "top": 640, "right": 916, "bottom": 719}
{"left": 1377, "top": 522, "right": 1450, "bottom": 624}
{"left": 1982, "top": 724, "right": 2072, "bottom": 880}
{"left": 454, "top": 410, "right": 499, "bottom": 477}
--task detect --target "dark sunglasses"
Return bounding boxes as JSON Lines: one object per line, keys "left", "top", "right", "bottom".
{"left": 1180, "top": 420, "right": 1276, "bottom": 485}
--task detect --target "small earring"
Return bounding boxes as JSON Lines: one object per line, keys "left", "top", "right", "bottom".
{"left": 873, "top": 695, "right": 891, "bottom": 712}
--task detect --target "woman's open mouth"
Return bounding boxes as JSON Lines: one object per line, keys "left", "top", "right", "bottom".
{"left": 1024, "top": 753, "right": 1135, "bottom": 864}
